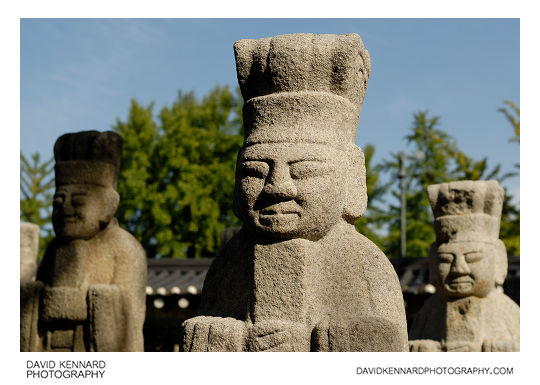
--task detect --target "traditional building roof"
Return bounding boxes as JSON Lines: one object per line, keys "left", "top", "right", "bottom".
{"left": 146, "top": 258, "right": 213, "bottom": 296}
{"left": 145, "top": 256, "right": 519, "bottom": 297}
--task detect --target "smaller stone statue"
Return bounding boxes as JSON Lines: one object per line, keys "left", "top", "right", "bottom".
{"left": 20, "top": 131, "right": 147, "bottom": 352}
{"left": 20, "top": 222, "right": 39, "bottom": 284}
{"left": 409, "top": 180, "right": 519, "bottom": 352}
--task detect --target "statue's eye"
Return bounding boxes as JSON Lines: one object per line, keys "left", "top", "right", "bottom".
{"left": 71, "top": 198, "right": 85, "bottom": 207}
{"left": 70, "top": 193, "right": 87, "bottom": 208}
{"left": 240, "top": 161, "right": 269, "bottom": 179}
{"left": 438, "top": 253, "right": 453, "bottom": 263}
{"left": 465, "top": 252, "right": 484, "bottom": 263}
{"left": 53, "top": 194, "right": 64, "bottom": 207}
{"left": 289, "top": 160, "right": 332, "bottom": 179}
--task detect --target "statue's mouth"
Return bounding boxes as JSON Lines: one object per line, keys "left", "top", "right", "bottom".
{"left": 57, "top": 215, "right": 78, "bottom": 224}
{"left": 447, "top": 276, "right": 474, "bottom": 290}
{"left": 259, "top": 202, "right": 300, "bottom": 217}
{"left": 256, "top": 202, "right": 301, "bottom": 229}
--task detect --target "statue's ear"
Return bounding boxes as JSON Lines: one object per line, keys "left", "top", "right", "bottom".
{"left": 232, "top": 151, "right": 244, "bottom": 220}
{"left": 99, "top": 188, "right": 119, "bottom": 229}
{"left": 110, "top": 189, "right": 120, "bottom": 213}
{"left": 342, "top": 144, "right": 367, "bottom": 223}
{"left": 494, "top": 239, "right": 508, "bottom": 287}
{"left": 428, "top": 243, "right": 440, "bottom": 287}
{"left": 233, "top": 180, "right": 242, "bottom": 219}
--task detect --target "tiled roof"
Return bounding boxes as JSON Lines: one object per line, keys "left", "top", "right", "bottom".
{"left": 146, "top": 258, "right": 213, "bottom": 296}
{"left": 146, "top": 255, "right": 520, "bottom": 296}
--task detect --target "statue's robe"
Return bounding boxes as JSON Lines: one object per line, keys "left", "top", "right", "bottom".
{"left": 20, "top": 219, "right": 146, "bottom": 352}
{"left": 182, "top": 220, "right": 408, "bottom": 351}
{"left": 409, "top": 290, "right": 520, "bottom": 351}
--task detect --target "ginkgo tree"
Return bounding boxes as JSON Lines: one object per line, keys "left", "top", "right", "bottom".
{"left": 113, "top": 86, "right": 243, "bottom": 259}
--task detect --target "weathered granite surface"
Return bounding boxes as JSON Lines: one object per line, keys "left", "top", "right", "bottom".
{"left": 20, "top": 222, "right": 39, "bottom": 283}
{"left": 409, "top": 180, "right": 520, "bottom": 351}
{"left": 20, "top": 131, "right": 147, "bottom": 352}
{"left": 182, "top": 33, "right": 408, "bottom": 352}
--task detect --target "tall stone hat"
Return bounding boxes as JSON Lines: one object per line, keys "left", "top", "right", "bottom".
{"left": 54, "top": 130, "right": 123, "bottom": 189}
{"left": 234, "top": 33, "right": 371, "bottom": 147}
{"left": 427, "top": 180, "right": 504, "bottom": 243}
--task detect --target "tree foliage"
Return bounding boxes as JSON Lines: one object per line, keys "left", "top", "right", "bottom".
{"left": 379, "top": 110, "right": 519, "bottom": 257}
{"left": 20, "top": 152, "right": 55, "bottom": 258}
{"left": 354, "top": 144, "right": 391, "bottom": 249}
{"left": 113, "top": 86, "right": 243, "bottom": 259}
{"left": 498, "top": 100, "right": 520, "bottom": 144}
{"left": 380, "top": 112, "right": 458, "bottom": 257}
{"left": 497, "top": 100, "right": 520, "bottom": 255}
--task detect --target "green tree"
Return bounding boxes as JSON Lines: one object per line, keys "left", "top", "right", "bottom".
{"left": 20, "top": 152, "right": 55, "bottom": 258}
{"left": 499, "top": 196, "right": 519, "bottom": 256}
{"left": 114, "top": 86, "right": 243, "bottom": 259}
{"left": 498, "top": 100, "right": 520, "bottom": 144}
{"left": 497, "top": 100, "right": 520, "bottom": 255}
{"left": 354, "top": 144, "right": 391, "bottom": 249}
{"left": 453, "top": 152, "right": 508, "bottom": 181}
{"left": 380, "top": 110, "right": 518, "bottom": 257}
{"left": 381, "top": 111, "right": 459, "bottom": 257}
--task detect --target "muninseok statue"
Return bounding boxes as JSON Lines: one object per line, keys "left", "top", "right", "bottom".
{"left": 409, "top": 180, "right": 519, "bottom": 352}
{"left": 182, "top": 33, "right": 408, "bottom": 352}
{"left": 20, "top": 131, "right": 147, "bottom": 352}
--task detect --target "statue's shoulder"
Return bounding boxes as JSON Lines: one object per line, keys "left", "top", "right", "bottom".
{"left": 214, "top": 227, "right": 252, "bottom": 263}
{"left": 335, "top": 225, "right": 402, "bottom": 295}
{"left": 500, "top": 291, "right": 520, "bottom": 309}
{"left": 409, "top": 294, "right": 445, "bottom": 340}
{"left": 35, "top": 238, "right": 60, "bottom": 283}
{"left": 417, "top": 293, "right": 444, "bottom": 313}
{"left": 346, "top": 228, "right": 394, "bottom": 271}
{"left": 105, "top": 220, "right": 146, "bottom": 261}
{"left": 489, "top": 290, "right": 520, "bottom": 314}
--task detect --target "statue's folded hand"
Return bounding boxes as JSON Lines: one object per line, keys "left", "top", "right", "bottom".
{"left": 182, "top": 316, "right": 247, "bottom": 352}
{"left": 247, "top": 320, "right": 310, "bottom": 352}
{"left": 482, "top": 339, "right": 519, "bottom": 352}
{"left": 409, "top": 339, "right": 442, "bottom": 352}
{"left": 444, "top": 340, "right": 481, "bottom": 352}
{"left": 41, "top": 286, "right": 87, "bottom": 322}
{"left": 314, "top": 317, "right": 408, "bottom": 352}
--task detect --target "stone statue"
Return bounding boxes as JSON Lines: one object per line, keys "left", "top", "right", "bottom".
{"left": 409, "top": 180, "right": 519, "bottom": 351}
{"left": 20, "top": 222, "right": 39, "bottom": 284}
{"left": 20, "top": 131, "right": 147, "bottom": 352}
{"left": 182, "top": 33, "right": 408, "bottom": 352}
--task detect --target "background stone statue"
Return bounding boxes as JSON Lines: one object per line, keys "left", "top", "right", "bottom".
{"left": 409, "top": 180, "right": 519, "bottom": 351}
{"left": 20, "top": 222, "right": 39, "bottom": 284}
{"left": 182, "top": 33, "right": 408, "bottom": 352}
{"left": 20, "top": 131, "right": 147, "bottom": 352}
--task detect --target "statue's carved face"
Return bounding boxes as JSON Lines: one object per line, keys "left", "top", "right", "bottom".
{"left": 434, "top": 241, "right": 497, "bottom": 298}
{"left": 235, "top": 142, "right": 346, "bottom": 240}
{"left": 52, "top": 184, "right": 118, "bottom": 241}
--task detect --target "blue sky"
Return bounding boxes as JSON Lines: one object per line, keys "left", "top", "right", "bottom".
{"left": 20, "top": 18, "right": 520, "bottom": 203}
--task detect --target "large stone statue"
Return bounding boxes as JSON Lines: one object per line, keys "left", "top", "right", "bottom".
{"left": 20, "top": 222, "right": 39, "bottom": 284}
{"left": 182, "top": 33, "right": 408, "bottom": 352}
{"left": 409, "top": 180, "right": 519, "bottom": 351}
{"left": 20, "top": 131, "right": 147, "bottom": 352}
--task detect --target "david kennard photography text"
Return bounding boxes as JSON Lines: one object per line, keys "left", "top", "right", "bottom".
{"left": 26, "top": 360, "right": 106, "bottom": 379}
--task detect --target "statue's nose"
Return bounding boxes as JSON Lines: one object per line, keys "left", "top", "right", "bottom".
{"left": 262, "top": 166, "right": 297, "bottom": 199}
{"left": 450, "top": 253, "right": 471, "bottom": 275}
